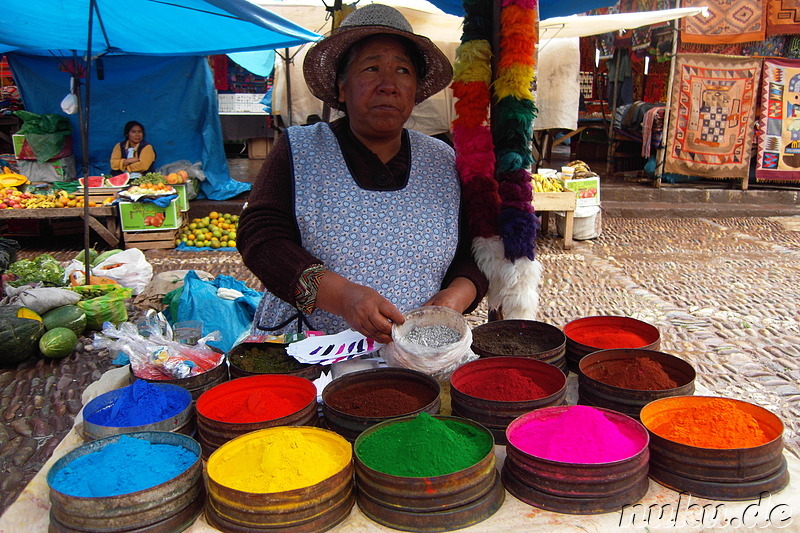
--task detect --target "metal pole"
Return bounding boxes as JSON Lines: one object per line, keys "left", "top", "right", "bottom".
{"left": 81, "top": 1, "right": 96, "bottom": 283}
{"left": 655, "top": 3, "right": 682, "bottom": 188}
{"left": 284, "top": 48, "right": 293, "bottom": 127}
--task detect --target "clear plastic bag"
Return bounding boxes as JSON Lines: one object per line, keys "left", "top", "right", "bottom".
{"left": 381, "top": 306, "right": 477, "bottom": 380}
{"left": 94, "top": 320, "right": 223, "bottom": 380}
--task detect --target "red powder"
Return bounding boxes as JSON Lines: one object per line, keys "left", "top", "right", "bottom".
{"left": 569, "top": 325, "right": 651, "bottom": 349}
{"left": 201, "top": 389, "right": 300, "bottom": 423}
{"left": 508, "top": 405, "right": 645, "bottom": 463}
{"left": 458, "top": 368, "right": 548, "bottom": 401}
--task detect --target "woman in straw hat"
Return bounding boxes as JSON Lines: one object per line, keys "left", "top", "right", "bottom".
{"left": 238, "top": 4, "right": 487, "bottom": 343}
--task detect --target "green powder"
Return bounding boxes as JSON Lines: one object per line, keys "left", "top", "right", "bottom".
{"left": 356, "top": 412, "right": 493, "bottom": 477}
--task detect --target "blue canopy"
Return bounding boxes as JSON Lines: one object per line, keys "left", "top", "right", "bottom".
{"left": 2, "top": 0, "right": 320, "bottom": 200}
{"left": 0, "top": 0, "right": 320, "bottom": 56}
{"left": 427, "top": 0, "right": 616, "bottom": 20}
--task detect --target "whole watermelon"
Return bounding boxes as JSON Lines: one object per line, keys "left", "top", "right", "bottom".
{"left": 39, "top": 327, "right": 79, "bottom": 359}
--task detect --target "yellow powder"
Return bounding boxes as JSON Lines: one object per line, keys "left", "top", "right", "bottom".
{"left": 208, "top": 427, "right": 351, "bottom": 493}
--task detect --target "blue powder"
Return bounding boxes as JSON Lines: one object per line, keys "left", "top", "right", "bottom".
{"left": 85, "top": 380, "right": 188, "bottom": 427}
{"left": 50, "top": 435, "right": 197, "bottom": 497}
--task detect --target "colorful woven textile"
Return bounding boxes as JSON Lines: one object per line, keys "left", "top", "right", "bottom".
{"left": 755, "top": 57, "right": 800, "bottom": 183}
{"left": 664, "top": 54, "right": 761, "bottom": 180}
{"left": 767, "top": 0, "right": 800, "bottom": 36}
{"left": 681, "top": 0, "right": 765, "bottom": 44}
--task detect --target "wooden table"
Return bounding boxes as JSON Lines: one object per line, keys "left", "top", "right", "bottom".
{"left": 0, "top": 206, "right": 121, "bottom": 247}
{"left": 532, "top": 191, "right": 577, "bottom": 249}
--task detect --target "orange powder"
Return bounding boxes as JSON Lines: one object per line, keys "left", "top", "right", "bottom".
{"left": 651, "top": 398, "right": 769, "bottom": 449}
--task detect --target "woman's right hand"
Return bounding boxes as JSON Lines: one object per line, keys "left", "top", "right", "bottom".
{"left": 315, "top": 272, "right": 404, "bottom": 344}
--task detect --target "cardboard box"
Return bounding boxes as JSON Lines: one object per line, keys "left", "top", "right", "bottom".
{"left": 173, "top": 183, "right": 189, "bottom": 212}
{"left": 562, "top": 176, "right": 600, "bottom": 207}
{"left": 118, "top": 199, "right": 182, "bottom": 231}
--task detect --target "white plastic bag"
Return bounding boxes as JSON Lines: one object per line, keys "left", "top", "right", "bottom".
{"left": 64, "top": 248, "right": 154, "bottom": 296}
{"left": 381, "top": 306, "right": 477, "bottom": 380}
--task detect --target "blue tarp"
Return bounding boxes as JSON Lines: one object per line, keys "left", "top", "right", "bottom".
{"left": 427, "top": 0, "right": 617, "bottom": 19}
{"left": 0, "top": 0, "right": 320, "bottom": 56}
{"left": 8, "top": 54, "right": 250, "bottom": 200}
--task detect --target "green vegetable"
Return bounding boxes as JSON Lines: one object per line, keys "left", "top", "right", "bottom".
{"left": 74, "top": 248, "right": 98, "bottom": 265}
{"left": 91, "top": 249, "right": 123, "bottom": 268}
{"left": 39, "top": 327, "right": 78, "bottom": 359}
{"left": 7, "top": 254, "right": 65, "bottom": 287}
{"left": 42, "top": 305, "right": 87, "bottom": 335}
{"left": 0, "top": 316, "right": 46, "bottom": 365}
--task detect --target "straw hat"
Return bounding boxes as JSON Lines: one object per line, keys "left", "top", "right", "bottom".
{"left": 303, "top": 3, "right": 453, "bottom": 111}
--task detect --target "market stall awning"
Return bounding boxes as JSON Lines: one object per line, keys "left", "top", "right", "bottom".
{"left": 0, "top": 0, "right": 321, "bottom": 56}
{"left": 428, "top": 0, "right": 619, "bottom": 19}
{"left": 539, "top": 7, "right": 709, "bottom": 40}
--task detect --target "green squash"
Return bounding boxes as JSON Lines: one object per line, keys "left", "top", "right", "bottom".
{"left": 39, "top": 328, "right": 79, "bottom": 359}
{"left": 0, "top": 316, "right": 46, "bottom": 365}
{"left": 41, "top": 305, "right": 87, "bottom": 335}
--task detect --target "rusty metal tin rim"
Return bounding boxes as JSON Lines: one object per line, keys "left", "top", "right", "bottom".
{"left": 564, "top": 316, "right": 660, "bottom": 372}
{"left": 356, "top": 470, "right": 505, "bottom": 533}
{"left": 49, "top": 490, "right": 206, "bottom": 533}
{"left": 47, "top": 431, "right": 203, "bottom": 532}
{"left": 195, "top": 373, "right": 317, "bottom": 423}
{"left": 470, "top": 320, "right": 566, "bottom": 367}
{"left": 354, "top": 415, "right": 496, "bottom": 481}
{"left": 648, "top": 458, "right": 790, "bottom": 501}
{"left": 450, "top": 356, "right": 567, "bottom": 405}
{"left": 640, "top": 396, "right": 785, "bottom": 451}
{"left": 501, "top": 462, "right": 650, "bottom": 515}
{"left": 129, "top": 354, "right": 229, "bottom": 400}
{"left": 81, "top": 383, "right": 194, "bottom": 442}
{"left": 227, "top": 341, "right": 323, "bottom": 381}
{"left": 322, "top": 367, "right": 442, "bottom": 442}
{"left": 579, "top": 349, "right": 697, "bottom": 392}
{"left": 322, "top": 367, "right": 441, "bottom": 421}
{"left": 206, "top": 426, "right": 352, "bottom": 495}
{"left": 204, "top": 490, "right": 355, "bottom": 533}
{"left": 506, "top": 405, "right": 650, "bottom": 465}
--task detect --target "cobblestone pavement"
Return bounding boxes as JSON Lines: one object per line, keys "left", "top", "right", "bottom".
{"left": 1, "top": 215, "right": 799, "bottom": 516}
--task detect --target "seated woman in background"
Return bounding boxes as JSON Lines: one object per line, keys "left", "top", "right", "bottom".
{"left": 109, "top": 121, "right": 156, "bottom": 174}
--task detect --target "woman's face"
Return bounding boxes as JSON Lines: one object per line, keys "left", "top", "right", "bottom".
{"left": 127, "top": 125, "right": 144, "bottom": 144}
{"left": 337, "top": 35, "right": 418, "bottom": 141}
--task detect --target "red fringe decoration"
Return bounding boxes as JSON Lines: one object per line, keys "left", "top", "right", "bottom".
{"left": 452, "top": 81, "right": 491, "bottom": 128}
{"left": 453, "top": 125, "right": 495, "bottom": 182}
{"left": 463, "top": 181, "right": 502, "bottom": 238}
{"left": 501, "top": 0, "right": 537, "bottom": 9}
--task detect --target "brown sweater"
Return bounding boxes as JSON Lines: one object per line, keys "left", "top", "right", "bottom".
{"left": 237, "top": 117, "right": 488, "bottom": 313}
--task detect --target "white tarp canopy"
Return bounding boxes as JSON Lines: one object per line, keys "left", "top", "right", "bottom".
{"left": 250, "top": 0, "right": 463, "bottom": 132}
{"left": 539, "top": 6, "right": 708, "bottom": 40}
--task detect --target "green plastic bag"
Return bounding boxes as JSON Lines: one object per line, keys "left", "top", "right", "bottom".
{"left": 14, "top": 111, "right": 72, "bottom": 163}
{"left": 77, "top": 286, "right": 133, "bottom": 331}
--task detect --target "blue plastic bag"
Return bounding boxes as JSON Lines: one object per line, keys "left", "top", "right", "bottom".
{"left": 176, "top": 270, "right": 263, "bottom": 353}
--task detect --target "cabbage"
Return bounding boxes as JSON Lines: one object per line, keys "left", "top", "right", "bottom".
{"left": 7, "top": 254, "right": 65, "bottom": 287}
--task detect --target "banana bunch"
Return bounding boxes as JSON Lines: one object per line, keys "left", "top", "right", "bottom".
{"left": 532, "top": 173, "right": 565, "bottom": 193}
{"left": 22, "top": 194, "right": 58, "bottom": 208}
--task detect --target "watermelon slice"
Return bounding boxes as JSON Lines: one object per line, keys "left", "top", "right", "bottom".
{"left": 78, "top": 176, "right": 105, "bottom": 188}
{"left": 105, "top": 173, "right": 130, "bottom": 187}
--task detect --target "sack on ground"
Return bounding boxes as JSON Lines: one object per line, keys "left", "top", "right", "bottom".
{"left": 16, "top": 287, "right": 81, "bottom": 315}
{"left": 77, "top": 286, "right": 134, "bottom": 330}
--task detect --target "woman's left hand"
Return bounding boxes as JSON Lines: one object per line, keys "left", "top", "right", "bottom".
{"left": 422, "top": 277, "right": 477, "bottom": 314}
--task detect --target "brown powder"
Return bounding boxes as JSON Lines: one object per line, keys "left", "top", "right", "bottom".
{"left": 588, "top": 357, "right": 678, "bottom": 390}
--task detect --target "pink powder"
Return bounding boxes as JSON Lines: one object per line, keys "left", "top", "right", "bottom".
{"left": 507, "top": 405, "right": 645, "bottom": 463}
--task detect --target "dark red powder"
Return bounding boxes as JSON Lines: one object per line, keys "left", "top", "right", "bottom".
{"left": 458, "top": 368, "right": 548, "bottom": 401}
{"left": 588, "top": 358, "right": 678, "bottom": 391}
{"left": 569, "top": 326, "right": 651, "bottom": 349}
{"left": 325, "top": 381, "right": 434, "bottom": 417}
